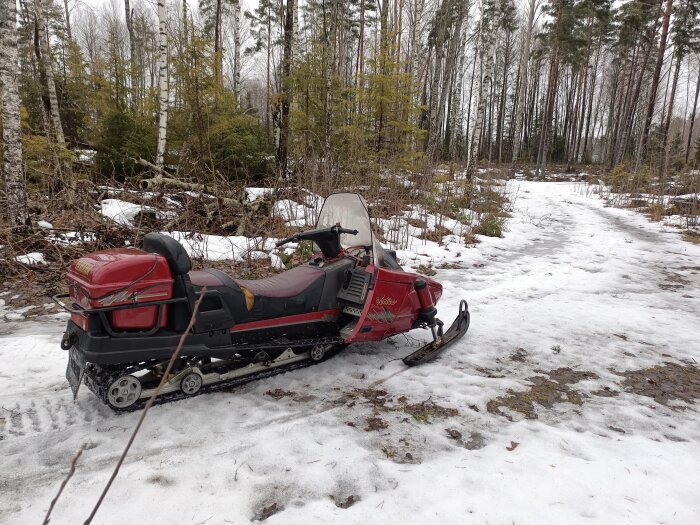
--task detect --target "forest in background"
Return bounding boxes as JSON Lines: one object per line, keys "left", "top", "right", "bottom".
{"left": 1, "top": 0, "right": 700, "bottom": 228}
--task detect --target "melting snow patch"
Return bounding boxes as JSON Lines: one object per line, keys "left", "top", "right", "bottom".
{"left": 246, "top": 187, "right": 274, "bottom": 201}
{"left": 15, "top": 252, "right": 46, "bottom": 265}
{"left": 164, "top": 232, "right": 278, "bottom": 262}
{"left": 100, "top": 199, "right": 154, "bottom": 226}
{"left": 100, "top": 199, "right": 175, "bottom": 226}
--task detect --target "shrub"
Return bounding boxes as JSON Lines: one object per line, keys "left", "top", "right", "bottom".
{"left": 646, "top": 203, "right": 666, "bottom": 221}
{"left": 95, "top": 111, "right": 157, "bottom": 181}
{"left": 474, "top": 214, "right": 503, "bottom": 238}
{"left": 207, "top": 113, "right": 273, "bottom": 180}
{"left": 605, "top": 164, "right": 651, "bottom": 193}
{"left": 605, "top": 164, "right": 631, "bottom": 192}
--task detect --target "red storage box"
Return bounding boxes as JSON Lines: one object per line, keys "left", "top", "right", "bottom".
{"left": 66, "top": 248, "right": 174, "bottom": 331}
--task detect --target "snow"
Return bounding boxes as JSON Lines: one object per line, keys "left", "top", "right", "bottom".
{"left": 2, "top": 181, "right": 700, "bottom": 524}
{"left": 100, "top": 199, "right": 155, "bottom": 226}
{"left": 247, "top": 187, "right": 275, "bottom": 201}
{"left": 163, "top": 231, "right": 279, "bottom": 262}
{"left": 75, "top": 149, "right": 96, "bottom": 162}
{"left": 37, "top": 220, "right": 53, "bottom": 229}
{"left": 14, "top": 252, "right": 46, "bottom": 265}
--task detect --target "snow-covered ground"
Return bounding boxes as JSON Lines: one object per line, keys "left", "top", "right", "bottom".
{"left": 1, "top": 181, "right": 700, "bottom": 524}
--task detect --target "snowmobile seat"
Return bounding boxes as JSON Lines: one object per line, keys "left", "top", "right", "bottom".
{"left": 142, "top": 233, "right": 192, "bottom": 275}
{"left": 189, "top": 265, "right": 326, "bottom": 325}
{"left": 235, "top": 266, "right": 324, "bottom": 298}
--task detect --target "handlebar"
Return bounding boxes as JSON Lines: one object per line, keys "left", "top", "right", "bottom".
{"left": 274, "top": 225, "right": 359, "bottom": 249}
{"left": 275, "top": 234, "right": 298, "bottom": 248}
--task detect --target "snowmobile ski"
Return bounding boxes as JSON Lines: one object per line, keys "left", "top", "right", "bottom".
{"left": 403, "top": 300, "right": 470, "bottom": 366}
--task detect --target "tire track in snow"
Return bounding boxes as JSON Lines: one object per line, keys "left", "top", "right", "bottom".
{"left": 0, "top": 394, "right": 107, "bottom": 441}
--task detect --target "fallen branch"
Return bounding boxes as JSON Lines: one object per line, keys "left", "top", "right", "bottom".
{"left": 83, "top": 289, "right": 207, "bottom": 525}
{"left": 43, "top": 443, "right": 88, "bottom": 525}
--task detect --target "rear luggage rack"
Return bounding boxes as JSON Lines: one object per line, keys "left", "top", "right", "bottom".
{"left": 51, "top": 293, "right": 188, "bottom": 316}
{"left": 52, "top": 293, "right": 189, "bottom": 337}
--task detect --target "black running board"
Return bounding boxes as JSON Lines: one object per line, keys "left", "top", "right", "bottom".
{"left": 403, "top": 300, "right": 470, "bottom": 366}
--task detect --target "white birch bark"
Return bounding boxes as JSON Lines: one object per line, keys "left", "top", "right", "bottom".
{"left": 1, "top": 0, "right": 28, "bottom": 225}
{"left": 467, "top": 0, "right": 497, "bottom": 176}
{"left": 292, "top": 0, "right": 302, "bottom": 63}
{"left": 425, "top": 2, "right": 447, "bottom": 161}
{"left": 124, "top": 0, "right": 137, "bottom": 105}
{"left": 232, "top": 0, "right": 241, "bottom": 103}
{"left": 511, "top": 0, "right": 537, "bottom": 164}
{"left": 156, "top": 0, "right": 169, "bottom": 169}
{"left": 448, "top": 18, "right": 469, "bottom": 160}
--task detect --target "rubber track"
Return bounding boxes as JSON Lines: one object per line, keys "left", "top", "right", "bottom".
{"left": 85, "top": 347, "right": 343, "bottom": 413}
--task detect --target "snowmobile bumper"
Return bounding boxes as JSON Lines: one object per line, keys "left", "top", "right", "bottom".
{"left": 403, "top": 300, "right": 470, "bottom": 366}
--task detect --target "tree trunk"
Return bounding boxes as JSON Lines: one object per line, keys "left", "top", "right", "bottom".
{"left": 155, "top": 0, "right": 169, "bottom": 169}
{"left": 214, "top": 0, "right": 223, "bottom": 89}
{"left": 638, "top": 0, "right": 673, "bottom": 168}
{"left": 276, "top": 0, "right": 294, "bottom": 179}
{"left": 377, "top": 0, "right": 390, "bottom": 152}
{"left": 536, "top": 0, "right": 562, "bottom": 178}
{"left": 467, "top": 0, "right": 496, "bottom": 177}
{"left": 447, "top": 19, "right": 469, "bottom": 160}
{"left": 232, "top": 0, "right": 241, "bottom": 103}
{"left": 661, "top": 51, "right": 681, "bottom": 179}
{"left": 512, "top": 0, "right": 537, "bottom": 164}
{"left": 581, "top": 37, "right": 602, "bottom": 162}
{"left": 124, "top": 0, "right": 137, "bottom": 106}
{"left": 1, "top": 0, "right": 28, "bottom": 225}
{"left": 322, "top": 0, "right": 334, "bottom": 170}
{"left": 496, "top": 30, "right": 512, "bottom": 164}
{"left": 356, "top": 0, "right": 365, "bottom": 81}
{"left": 35, "top": 0, "right": 73, "bottom": 197}
{"left": 685, "top": 61, "right": 700, "bottom": 164}
{"left": 436, "top": 0, "right": 466, "bottom": 159}
{"left": 63, "top": 0, "right": 72, "bottom": 40}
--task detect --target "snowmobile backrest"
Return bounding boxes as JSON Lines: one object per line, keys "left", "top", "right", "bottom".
{"left": 142, "top": 233, "right": 192, "bottom": 276}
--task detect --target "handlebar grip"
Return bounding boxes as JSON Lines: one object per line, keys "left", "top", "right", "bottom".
{"left": 338, "top": 228, "right": 359, "bottom": 236}
{"left": 275, "top": 235, "right": 296, "bottom": 247}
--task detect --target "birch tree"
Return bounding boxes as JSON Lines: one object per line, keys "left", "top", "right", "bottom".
{"left": 1, "top": 0, "right": 28, "bottom": 225}
{"left": 124, "top": 0, "right": 137, "bottom": 106}
{"left": 155, "top": 0, "right": 169, "bottom": 169}
{"left": 512, "top": 0, "right": 538, "bottom": 163}
{"left": 232, "top": 0, "right": 242, "bottom": 102}
{"left": 467, "top": 0, "right": 498, "bottom": 177}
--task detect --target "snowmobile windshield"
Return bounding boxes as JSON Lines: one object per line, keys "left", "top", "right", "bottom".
{"left": 316, "top": 193, "right": 373, "bottom": 250}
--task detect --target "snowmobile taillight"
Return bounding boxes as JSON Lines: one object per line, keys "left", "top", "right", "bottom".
{"left": 72, "top": 312, "right": 89, "bottom": 331}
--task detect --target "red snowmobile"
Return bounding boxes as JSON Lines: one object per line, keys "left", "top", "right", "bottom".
{"left": 54, "top": 193, "right": 470, "bottom": 410}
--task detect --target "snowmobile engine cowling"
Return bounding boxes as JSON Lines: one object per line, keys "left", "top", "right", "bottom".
{"left": 66, "top": 248, "right": 174, "bottom": 331}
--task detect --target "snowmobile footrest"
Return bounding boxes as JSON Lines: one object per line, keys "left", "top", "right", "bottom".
{"left": 403, "top": 300, "right": 470, "bottom": 366}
